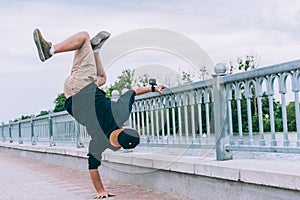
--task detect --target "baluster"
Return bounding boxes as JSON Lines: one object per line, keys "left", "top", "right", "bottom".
{"left": 189, "top": 91, "right": 196, "bottom": 143}
{"left": 155, "top": 98, "right": 160, "bottom": 143}
{"left": 235, "top": 83, "right": 244, "bottom": 145}
{"left": 295, "top": 92, "right": 300, "bottom": 147}
{"left": 125, "top": 91, "right": 132, "bottom": 128}
{"left": 53, "top": 116, "right": 58, "bottom": 141}
{"left": 125, "top": 112, "right": 133, "bottom": 127}
{"left": 145, "top": 100, "right": 150, "bottom": 143}
{"left": 177, "top": 94, "right": 183, "bottom": 142}
{"left": 18, "top": 119, "right": 23, "bottom": 144}
{"left": 226, "top": 84, "right": 234, "bottom": 145}
{"left": 136, "top": 102, "right": 141, "bottom": 135}
{"left": 48, "top": 111, "right": 55, "bottom": 147}
{"left": 83, "top": 124, "right": 89, "bottom": 142}
{"left": 31, "top": 115, "right": 36, "bottom": 145}
{"left": 150, "top": 99, "right": 155, "bottom": 140}
{"left": 4, "top": 124, "right": 7, "bottom": 142}
{"left": 165, "top": 96, "right": 171, "bottom": 142}
{"left": 255, "top": 78, "right": 265, "bottom": 146}
{"left": 171, "top": 95, "right": 177, "bottom": 143}
{"left": 183, "top": 92, "right": 189, "bottom": 142}
{"left": 160, "top": 97, "right": 165, "bottom": 140}
{"left": 204, "top": 88, "right": 211, "bottom": 137}
{"left": 141, "top": 101, "right": 146, "bottom": 137}
{"left": 75, "top": 120, "right": 84, "bottom": 148}
{"left": 279, "top": 73, "right": 290, "bottom": 147}
{"left": 292, "top": 71, "right": 300, "bottom": 147}
{"left": 245, "top": 80, "right": 254, "bottom": 145}
{"left": 9, "top": 120, "right": 13, "bottom": 143}
{"left": 1, "top": 122, "right": 4, "bottom": 142}
{"left": 196, "top": 89, "right": 203, "bottom": 143}
{"left": 132, "top": 103, "right": 137, "bottom": 130}
{"left": 267, "top": 75, "right": 277, "bottom": 146}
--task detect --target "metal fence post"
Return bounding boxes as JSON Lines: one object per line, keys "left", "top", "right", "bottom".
{"left": 9, "top": 120, "right": 13, "bottom": 143}
{"left": 75, "top": 121, "right": 84, "bottom": 148}
{"left": 48, "top": 111, "right": 56, "bottom": 147}
{"left": 31, "top": 115, "right": 37, "bottom": 145}
{"left": 18, "top": 119, "right": 23, "bottom": 144}
{"left": 213, "top": 63, "right": 233, "bottom": 160}
{"left": 1, "top": 122, "right": 4, "bottom": 142}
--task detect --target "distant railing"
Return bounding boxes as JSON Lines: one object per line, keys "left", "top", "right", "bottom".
{"left": 0, "top": 112, "right": 90, "bottom": 148}
{"left": 1, "top": 59, "right": 300, "bottom": 160}
{"left": 131, "top": 79, "right": 214, "bottom": 146}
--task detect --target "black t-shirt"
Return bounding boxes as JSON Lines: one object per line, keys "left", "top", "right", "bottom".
{"left": 64, "top": 82, "right": 135, "bottom": 163}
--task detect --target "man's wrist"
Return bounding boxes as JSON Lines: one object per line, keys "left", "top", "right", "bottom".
{"left": 151, "top": 86, "right": 155, "bottom": 92}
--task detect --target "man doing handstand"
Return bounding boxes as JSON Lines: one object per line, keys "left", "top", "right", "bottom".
{"left": 33, "top": 28, "right": 166, "bottom": 199}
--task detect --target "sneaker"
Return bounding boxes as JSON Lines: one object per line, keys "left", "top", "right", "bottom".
{"left": 91, "top": 31, "right": 111, "bottom": 51}
{"left": 33, "top": 28, "right": 52, "bottom": 62}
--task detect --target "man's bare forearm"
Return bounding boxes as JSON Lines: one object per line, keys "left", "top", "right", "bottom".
{"left": 134, "top": 84, "right": 167, "bottom": 96}
{"left": 89, "top": 169, "right": 105, "bottom": 193}
{"left": 134, "top": 87, "right": 152, "bottom": 96}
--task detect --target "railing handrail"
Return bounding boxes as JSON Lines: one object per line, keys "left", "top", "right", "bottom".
{"left": 135, "top": 79, "right": 213, "bottom": 101}
{"left": 221, "top": 59, "right": 300, "bottom": 84}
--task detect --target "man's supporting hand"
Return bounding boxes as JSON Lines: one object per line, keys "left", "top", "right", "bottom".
{"left": 89, "top": 169, "right": 115, "bottom": 199}
{"left": 93, "top": 192, "right": 115, "bottom": 199}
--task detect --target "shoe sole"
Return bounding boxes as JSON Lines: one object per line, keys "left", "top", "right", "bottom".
{"left": 91, "top": 31, "right": 111, "bottom": 46}
{"left": 33, "top": 29, "right": 45, "bottom": 62}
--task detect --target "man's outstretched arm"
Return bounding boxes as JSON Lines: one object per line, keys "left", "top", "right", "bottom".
{"left": 88, "top": 153, "right": 115, "bottom": 198}
{"left": 89, "top": 169, "right": 115, "bottom": 198}
{"left": 134, "top": 84, "right": 167, "bottom": 96}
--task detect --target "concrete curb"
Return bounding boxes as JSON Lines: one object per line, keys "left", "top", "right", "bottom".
{"left": 1, "top": 142, "right": 300, "bottom": 199}
{"left": 102, "top": 150, "right": 300, "bottom": 191}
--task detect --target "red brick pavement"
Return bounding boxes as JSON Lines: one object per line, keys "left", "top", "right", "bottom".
{"left": 0, "top": 151, "right": 187, "bottom": 200}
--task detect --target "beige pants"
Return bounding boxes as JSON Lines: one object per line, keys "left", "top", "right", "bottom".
{"left": 63, "top": 39, "right": 97, "bottom": 98}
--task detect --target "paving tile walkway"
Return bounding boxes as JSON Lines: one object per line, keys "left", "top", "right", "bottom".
{"left": 0, "top": 151, "right": 186, "bottom": 200}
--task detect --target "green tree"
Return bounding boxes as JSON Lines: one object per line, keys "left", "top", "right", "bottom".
{"left": 286, "top": 101, "right": 297, "bottom": 131}
{"left": 181, "top": 71, "right": 192, "bottom": 84}
{"left": 21, "top": 115, "right": 31, "bottom": 120}
{"left": 53, "top": 93, "right": 66, "bottom": 112}
{"left": 228, "top": 54, "right": 257, "bottom": 73}
{"left": 228, "top": 54, "right": 261, "bottom": 133}
{"left": 251, "top": 92, "right": 282, "bottom": 133}
{"left": 237, "top": 55, "right": 256, "bottom": 71}
{"left": 106, "top": 69, "right": 135, "bottom": 97}
{"left": 36, "top": 110, "right": 49, "bottom": 117}
{"left": 230, "top": 90, "right": 283, "bottom": 134}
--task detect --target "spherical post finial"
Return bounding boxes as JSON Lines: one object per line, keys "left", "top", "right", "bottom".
{"left": 214, "top": 63, "right": 227, "bottom": 75}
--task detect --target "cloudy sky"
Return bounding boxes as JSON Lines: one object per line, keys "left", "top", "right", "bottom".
{"left": 1, "top": 0, "right": 300, "bottom": 122}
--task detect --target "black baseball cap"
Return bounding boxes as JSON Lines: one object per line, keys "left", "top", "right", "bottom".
{"left": 117, "top": 128, "right": 140, "bottom": 149}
